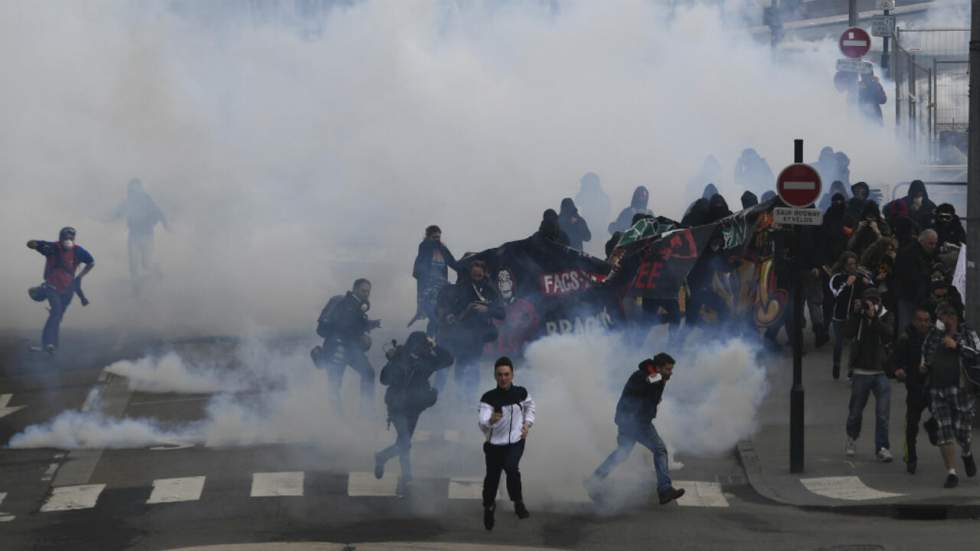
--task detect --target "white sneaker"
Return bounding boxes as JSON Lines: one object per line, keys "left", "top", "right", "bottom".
{"left": 845, "top": 437, "right": 857, "bottom": 457}
{"left": 877, "top": 448, "right": 894, "bottom": 463}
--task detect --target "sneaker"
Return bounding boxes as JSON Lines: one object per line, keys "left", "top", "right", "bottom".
{"left": 944, "top": 473, "right": 959, "bottom": 489}
{"left": 373, "top": 453, "right": 384, "bottom": 480}
{"left": 514, "top": 501, "right": 530, "bottom": 519}
{"left": 832, "top": 364, "right": 841, "bottom": 380}
{"left": 483, "top": 504, "right": 495, "bottom": 531}
{"left": 963, "top": 454, "right": 977, "bottom": 478}
{"left": 877, "top": 448, "right": 893, "bottom": 463}
{"left": 845, "top": 437, "right": 857, "bottom": 457}
{"left": 906, "top": 460, "right": 917, "bottom": 474}
{"left": 658, "top": 486, "right": 686, "bottom": 505}
{"left": 924, "top": 417, "right": 940, "bottom": 446}
{"left": 44, "top": 344, "right": 56, "bottom": 355}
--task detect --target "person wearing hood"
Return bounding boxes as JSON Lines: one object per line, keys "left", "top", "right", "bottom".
{"left": 932, "top": 203, "right": 966, "bottom": 247}
{"left": 818, "top": 181, "right": 851, "bottom": 212}
{"left": 26, "top": 227, "right": 95, "bottom": 354}
{"left": 574, "top": 172, "right": 610, "bottom": 253}
{"left": 734, "top": 148, "right": 774, "bottom": 197}
{"left": 844, "top": 287, "right": 896, "bottom": 462}
{"left": 845, "top": 181, "right": 873, "bottom": 220}
{"left": 375, "top": 331, "right": 454, "bottom": 494}
{"left": 558, "top": 198, "right": 592, "bottom": 252}
{"left": 812, "top": 146, "right": 837, "bottom": 189}
{"left": 835, "top": 152, "right": 852, "bottom": 187}
{"left": 857, "top": 72, "right": 887, "bottom": 124}
{"left": 681, "top": 198, "right": 711, "bottom": 228}
{"left": 312, "top": 278, "right": 381, "bottom": 415}
{"left": 411, "top": 225, "right": 460, "bottom": 335}
{"left": 706, "top": 194, "right": 732, "bottom": 223}
{"left": 740, "top": 191, "right": 759, "bottom": 209}
{"left": 884, "top": 180, "right": 936, "bottom": 230}
{"left": 537, "top": 209, "right": 570, "bottom": 246}
{"left": 847, "top": 202, "right": 891, "bottom": 257}
{"left": 819, "top": 193, "right": 850, "bottom": 329}
{"left": 608, "top": 186, "right": 653, "bottom": 235}
{"left": 891, "top": 216, "right": 921, "bottom": 250}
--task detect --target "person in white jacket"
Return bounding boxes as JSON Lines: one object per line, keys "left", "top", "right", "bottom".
{"left": 478, "top": 356, "right": 535, "bottom": 531}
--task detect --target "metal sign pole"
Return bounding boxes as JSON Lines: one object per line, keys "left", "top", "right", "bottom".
{"left": 790, "top": 138, "right": 805, "bottom": 474}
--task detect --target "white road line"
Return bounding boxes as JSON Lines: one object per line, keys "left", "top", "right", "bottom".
{"left": 348, "top": 471, "right": 399, "bottom": 497}
{"left": 250, "top": 472, "right": 304, "bottom": 497}
{"left": 448, "top": 477, "right": 484, "bottom": 500}
{"left": 800, "top": 476, "right": 905, "bottom": 501}
{"left": 40, "top": 484, "right": 106, "bottom": 512}
{"left": 1, "top": 490, "right": 14, "bottom": 521}
{"left": 0, "top": 394, "right": 26, "bottom": 419}
{"left": 147, "top": 476, "right": 206, "bottom": 504}
{"left": 674, "top": 481, "right": 730, "bottom": 508}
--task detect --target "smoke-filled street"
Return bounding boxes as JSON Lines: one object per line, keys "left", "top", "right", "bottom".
{"left": 1, "top": 1, "right": 979, "bottom": 550}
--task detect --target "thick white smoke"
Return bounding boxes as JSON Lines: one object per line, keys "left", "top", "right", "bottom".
{"left": 0, "top": 0, "right": 918, "bottom": 337}
{"left": 105, "top": 351, "right": 241, "bottom": 394}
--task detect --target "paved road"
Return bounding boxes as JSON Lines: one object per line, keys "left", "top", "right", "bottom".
{"left": 2, "top": 332, "right": 980, "bottom": 550}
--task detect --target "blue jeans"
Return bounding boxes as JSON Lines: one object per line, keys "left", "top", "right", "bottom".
{"left": 376, "top": 410, "right": 421, "bottom": 480}
{"left": 846, "top": 373, "right": 891, "bottom": 451}
{"left": 593, "top": 423, "right": 672, "bottom": 493}
{"left": 42, "top": 287, "right": 74, "bottom": 349}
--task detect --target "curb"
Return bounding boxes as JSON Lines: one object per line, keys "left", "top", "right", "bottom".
{"left": 735, "top": 439, "right": 980, "bottom": 519}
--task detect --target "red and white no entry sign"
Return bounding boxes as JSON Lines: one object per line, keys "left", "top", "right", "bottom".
{"left": 839, "top": 27, "right": 871, "bottom": 59}
{"left": 776, "top": 163, "right": 822, "bottom": 208}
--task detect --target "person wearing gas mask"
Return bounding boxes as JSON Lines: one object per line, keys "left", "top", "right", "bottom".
{"left": 585, "top": 354, "right": 686, "bottom": 506}
{"left": 843, "top": 288, "right": 895, "bottom": 462}
{"left": 26, "top": 227, "right": 95, "bottom": 354}
{"left": 374, "top": 331, "right": 454, "bottom": 494}
{"left": 439, "top": 260, "right": 505, "bottom": 404}
{"left": 311, "top": 278, "right": 380, "bottom": 415}
{"left": 931, "top": 203, "right": 966, "bottom": 248}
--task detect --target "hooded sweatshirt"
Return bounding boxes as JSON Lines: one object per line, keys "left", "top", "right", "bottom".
{"left": 608, "top": 186, "right": 653, "bottom": 235}
{"left": 883, "top": 180, "right": 935, "bottom": 228}
{"left": 558, "top": 198, "right": 592, "bottom": 251}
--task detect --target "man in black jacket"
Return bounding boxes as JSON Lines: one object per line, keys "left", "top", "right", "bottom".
{"left": 893, "top": 306, "right": 933, "bottom": 474}
{"left": 438, "top": 260, "right": 505, "bottom": 404}
{"left": 374, "top": 332, "right": 453, "bottom": 494}
{"left": 894, "top": 229, "right": 938, "bottom": 332}
{"left": 586, "top": 353, "right": 685, "bottom": 505}
{"left": 311, "top": 278, "right": 380, "bottom": 414}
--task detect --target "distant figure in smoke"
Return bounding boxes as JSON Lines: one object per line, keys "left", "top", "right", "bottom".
{"left": 857, "top": 72, "right": 887, "bottom": 124}
{"left": 686, "top": 155, "right": 722, "bottom": 204}
{"left": 834, "top": 152, "right": 851, "bottom": 187}
{"left": 111, "top": 178, "right": 168, "bottom": 290}
{"left": 585, "top": 354, "right": 686, "bottom": 505}
{"left": 574, "top": 172, "right": 610, "bottom": 252}
{"left": 410, "top": 225, "right": 459, "bottom": 335}
{"left": 608, "top": 186, "right": 653, "bottom": 235}
{"left": 733, "top": 148, "right": 774, "bottom": 197}
{"left": 311, "top": 278, "right": 381, "bottom": 415}
{"left": 26, "top": 227, "right": 94, "bottom": 354}
{"left": 479, "top": 356, "right": 535, "bottom": 530}
{"left": 537, "top": 209, "right": 570, "bottom": 246}
{"left": 811, "top": 147, "right": 837, "bottom": 190}
{"left": 374, "top": 331, "right": 453, "bottom": 494}
{"left": 558, "top": 198, "right": 591, "bottom": 252}
{"left": 438, "top": 260, "right": 505, "bottom": 404}
{"left": 818, "top": 180, "right": 851, "bottom": 212}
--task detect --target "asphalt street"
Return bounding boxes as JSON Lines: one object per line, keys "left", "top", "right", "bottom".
{"left": 2, "top": 331, "right": 979, "bottom": 551}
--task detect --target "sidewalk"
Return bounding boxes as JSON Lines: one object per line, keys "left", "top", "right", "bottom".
{"left": 738, "top": 342, "right": 980, "bottom": 517}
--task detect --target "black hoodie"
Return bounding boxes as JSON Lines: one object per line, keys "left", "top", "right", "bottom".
{"left": 558, "top": 198, "right": 592, "bottom": 251}
{"left": 614, "top": 367, "right": 667, "bottom": 431}
{"left": 608, "top": 186, "right": 653, "bottom": 234}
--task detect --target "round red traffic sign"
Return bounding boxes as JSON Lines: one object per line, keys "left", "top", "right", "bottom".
{"left": 839, "top": 27, "right": 871, "bottom": 59}
{"left": 776, "top": 163, "right": 822, "bottom": 208}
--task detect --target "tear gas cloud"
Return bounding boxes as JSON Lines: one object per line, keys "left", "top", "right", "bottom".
{"left": 0, "top": 0, "right": 919, "bottom": 336}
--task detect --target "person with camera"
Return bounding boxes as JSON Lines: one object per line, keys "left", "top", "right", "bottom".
{"left": 479, "top": 356, "right": 535, "bottom": 531}
{"left": 311, "top": 278, "right": 380, "bottom": 415}
{"left": 374, "top": 331, "right": 453, "bottom": 495}
{"left": 844, "top": 287, "right": 896, "bottom": 461}
{"left": 920, "top": 303, "right": 980, "bottom": 488}
{"left": 439, "top": 260, "right": 505, "bottom": 404}
{"left": 829, "top": 251, "right": 874, "bottom": 379}
{"left": 26, "top": 227, "right": 95, "bottom": 354}
{"left": 585, "top": 354, "right": 686, "bottom": 506}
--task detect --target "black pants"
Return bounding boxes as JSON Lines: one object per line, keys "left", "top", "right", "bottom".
{"left": 905, "top": 386, "right": 929, "bottom": 461}
{"left": 483, "top": 440, "right": 524, "bottom": 507}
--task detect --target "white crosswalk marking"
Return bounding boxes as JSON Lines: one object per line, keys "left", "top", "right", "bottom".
{"left": 0, "top": 491, "right": 13, "bottom": 522}
{"left": 147, "top": 476, "right": 206, "bottom": 504}
{"left": 40, "top": 484, "right": 106, "bottom": 512}
{"left": 250, "top": 472, "right": 304, "bottom": 497}
{"left": 674, "top": 481, "right": 729, "bottom": 507}
{"left": 800, "top": 476, "right": 904, "bottom": 501}
{"left": 348, "top": 471, "right": 400, "bottom": 497}
{"left": 0, "top": 393, "right": 26, "bottom": 419}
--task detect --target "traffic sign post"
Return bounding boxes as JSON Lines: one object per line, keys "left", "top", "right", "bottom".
{"left": 776, "top": 163, "right": 822, "bottom": 208}
{"left": 839, "top": 27, "right": 871, "bottom": 59}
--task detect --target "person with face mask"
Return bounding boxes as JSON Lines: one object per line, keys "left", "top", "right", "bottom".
{"left": 374, "top": 332, "right": 453, "bottom": 495}
{"left": 883, "top": 180, "right": 935, "bottom": 231}
{"left": 557, "top": 198, "right": 592, "bottom": 252}
{"left": 311, "top": 278, "right": 381, "bottom": 415}
{"left": 585, "top": 354, "right": 686, "bottom": 506}
{"left": 931, "top": 203, "right": 966, "bottom": 248}
{"left": 920, "top": 304, "right": 980, "bottom": 488}
{"left": 26, "top": 227, "right": 95, "bottom": 353}
{"left": 439, "top": 260, "right": 505, "bottom": 405}
{"left": 608, "top": 186, "right": 653, "bottom": 235}
{"left": 818, "top": 181, "right": 851, "bottom": 212}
